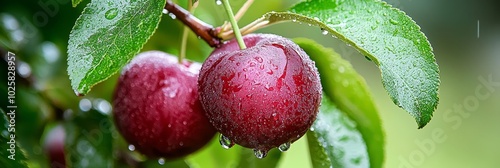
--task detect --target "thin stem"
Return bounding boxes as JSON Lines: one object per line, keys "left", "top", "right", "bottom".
{"left": 165, "top": 0, "right": 221, "bottom": 48}
{"left": 179, "top": 0, "right": 198, "bottom": 63}
{"left": 221, "top": 0, "right": 246, "bottom": 50}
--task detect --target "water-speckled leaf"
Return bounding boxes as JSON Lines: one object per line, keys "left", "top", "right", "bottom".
{"left": 67, "top": 0, "right": 166, "bottom": 95}
{"left": 72, "top": 0, "right": 84, "bottom": 7}
{"left": 65, "top": 110, "right": 114, "bottom": 168}
{"left": 307, "top": 97, "right": 369, "bottom": 168}
{"left": 0, "top": 109, "right": 28, "bottom": 168}
{"left": 265, "top": 0, "right": 440, "bottom": 128}
{"left": 295, "top": 38, "right": 383, "bottom": 168}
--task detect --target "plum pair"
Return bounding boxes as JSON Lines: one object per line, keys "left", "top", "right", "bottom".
{"left": 113, "top": 34, "right": 322, "bottom": 159}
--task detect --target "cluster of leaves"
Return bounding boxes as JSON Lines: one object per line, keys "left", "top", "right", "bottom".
{"left": 1, "top": 0, "right": 439, "bottom": 167}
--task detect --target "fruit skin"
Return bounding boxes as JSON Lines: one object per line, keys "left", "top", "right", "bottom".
{"left": 113, "top": 51, "right": 216, "bottom": 158}
{"left": 198, "top": 34, "right": 322, "bottom": 152}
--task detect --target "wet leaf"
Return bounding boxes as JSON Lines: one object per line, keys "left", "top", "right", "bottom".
{"left": 264, "top": 0, "right": 440, "bottom": 128}
{"left": 307, "top": 97, "right": 369, "bottom": 168}
{"left": 67, "top": 0, "right": 166, "bottom": 95}
{"left": 295, "top": 38, "right": 384, "bottom": 168}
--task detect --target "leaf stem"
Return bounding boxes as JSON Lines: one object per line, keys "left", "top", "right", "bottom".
{"left": 221, "top": 0, "right": 246, "bottom": 50}
{"left": 165, "top": 0, "right": 221, "bottom": 48}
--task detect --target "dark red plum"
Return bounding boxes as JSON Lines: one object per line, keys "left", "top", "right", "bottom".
{"left": 198, "top": 34, "right": 322, "bottom": 158}
{"left": 113, "top": 51, "right": 216, "bottom": 158}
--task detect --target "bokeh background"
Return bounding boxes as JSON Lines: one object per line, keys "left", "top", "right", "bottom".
{"left": 1, "top": 0, "right": 499, "bottom": 167}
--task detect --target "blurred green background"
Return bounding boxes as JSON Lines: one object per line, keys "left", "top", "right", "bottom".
{"left": 1, "top": 0, "right": 499, "bottom": 167}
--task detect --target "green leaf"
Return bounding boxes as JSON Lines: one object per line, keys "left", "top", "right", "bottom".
{"left": 65, "top": 110, "right": 114, "bottom": 168}
{"left": 0, "top": 108, "right": 29, "bottom": 168}
{"left": 235, "top": 148, "right": 281, "bottom": 168}
{"left": 67, "top": 0, "right": 166, "bottom": 95}
{"left": 72, "top": 0, "right": 84, "bottom": 7}
{"left": 265, "top": 0, "right": 440, "bottom": 128}
{"left": 307, "top": 97, "right": 369, "bottom": 168}
{"left": 294, "top": 38, "right": 384, "bottom": 168}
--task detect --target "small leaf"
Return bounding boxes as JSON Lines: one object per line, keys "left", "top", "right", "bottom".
{"left": 72, "top": 0, "right": 85, "bottom": 7}
{"left": 236, "top": 148, "right": 281, "bottom": 168}
{"left": 265, "top": 0, "right": 440, "bottom": 128}
{"left": 308, "top": 97, "right": 369, "bottom": 168}
{"left": 65, "top": 110, "right": 114, "bottom": 168}
{"left": 295, "top": 38, "right": 384, "bottom": 168}
{"left": 67, "top": 0, "right": 166, "bottom": 95}
{"left": 0, "top": 109, "right": 29, "bottom": 168}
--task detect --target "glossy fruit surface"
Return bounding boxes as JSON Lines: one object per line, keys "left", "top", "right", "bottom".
{"left": 113, "top": 51, "right": 215, "bottom": 158}
{"left": 198, "top": 34, "right": 322, "bottom": 154}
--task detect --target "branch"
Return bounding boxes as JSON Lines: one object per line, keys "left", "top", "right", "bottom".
{"left": 164, "top": 0, "right": 222, "bottom": 48}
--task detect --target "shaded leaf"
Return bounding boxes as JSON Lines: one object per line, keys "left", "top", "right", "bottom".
{"left": 67, "top": 0, "right": 166, "bottom": 95}
{"left": 295, "top": 38, "right": 384, "bottom": 168}
{"left": 0, "top": 108, "right": 29, "bottom": 168}
{"left": 264, "top": 0, "right": 440, "bottom": 128}
{"left": 307, "top": 97, "right": 369, "bottom": 168}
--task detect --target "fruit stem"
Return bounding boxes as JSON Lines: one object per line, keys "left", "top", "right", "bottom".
{"left": 221, "top": 0, "right": 246, "bottom": 50}
{"left": 165, "top": 0, "right": 222, "bottom": 48}
{"left": 179, "top": 0, "right": 199, "bottom": 63}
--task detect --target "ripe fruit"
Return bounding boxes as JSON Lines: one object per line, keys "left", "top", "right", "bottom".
{"left": 198, "top": 34, "right": 322, "bottom": 157}
{"left": 113, "top": 51, "right": 216, "bottom": 158}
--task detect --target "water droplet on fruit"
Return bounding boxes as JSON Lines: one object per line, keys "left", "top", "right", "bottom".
{"left": 278, "top": 142, "right": 291, "bottom": 152}
{"left": 272, "top": 112, "right": 278, "bottom": 120}
{"left": 215, "top": 0, "right": 222, "bottom": 5}
{"left": 321, "top": 29, "right": 328, "bottom": 35}
{"left": 250, "top": 62, "right": 256, "bottom": 67}
{"left": 183, "top": 121, "right": 187, "bottom": 125}
{"left": 162, "top": 9, "right": 169, "bottom": 14}
{"left": 219, "top": 134, "right": 234, "bottom": 149}
{"left": 167, "top": 124, "right": 172, "bottom": 128}
{"left": 158, "top": 158, "right": 165, "bottom": 165}
{"left": 128, "top": 144, "right": 135, "bottom": 151}
{"left": 253, "top": 149, "right": 268, "bottom": 159}
{"left": 254, "top": 56, "right": 263, "bottom": 63}
{"left": 179, "top": 142, "right": 184, "bottom": 146}
{"left": 168, "top": 13, "right": 176, "bottom": 19}
{"left": 104, "top": 8, "right": 118, "bottom": 20}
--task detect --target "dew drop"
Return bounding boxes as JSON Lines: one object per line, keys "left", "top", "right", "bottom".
{"left": 389, "top": 19, "right": 399, "bottom": 25}
{"left": 219, "top": 134, "right": 234, "bottom": 149}
{"left": 278, "top": 142, "right": 291, "bottom": 152}
{"left": 253, "top": 149, "right": 268, "bottom": 159}
{"left": 292, "top": 19, "right": 297, "bottom": 22}
{"left": 338, "top": 66, "right": 345, "bottom": 73}
{"left": 158, "top": 158, "right": 165, "bottom": 165}
{"left": 215, "top": 0, "right": 222, "bottom": 5}
{"left": 168, "top": 13, "right": 176, "bottom": 19}
{"left": 104, "top": 8, "right": 118, "bottom": 20}
{"left": 128, "top": 144, "right": 135, "bottom": 151}
{"left": 321, "top": 29, "right": 328, "bottom": 35}
{"left": 183, "top": 121, "right": 187, "bottom": 125}
{"left": 162, "top": 9, "right": 169, "bottom": 14}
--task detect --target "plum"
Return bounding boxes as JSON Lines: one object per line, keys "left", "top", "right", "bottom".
{"left": 113, "top": 51, "right": 215, "bottom": 158}
{"left": 198, "top": 34, "right": 322, "bottom": 158}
